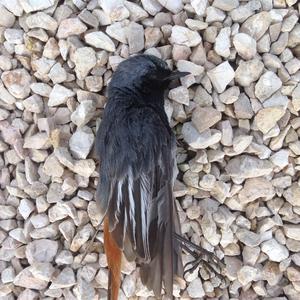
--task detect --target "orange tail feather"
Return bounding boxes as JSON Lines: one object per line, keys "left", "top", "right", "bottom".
{"left": 104, "top": 217, "right": 122, "bottom": 300}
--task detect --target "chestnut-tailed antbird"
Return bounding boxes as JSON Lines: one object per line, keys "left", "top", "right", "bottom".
{"left": 95, "top": 54, "right": 223, "bottom": 299}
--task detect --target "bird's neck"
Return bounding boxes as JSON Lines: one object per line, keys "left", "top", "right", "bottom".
{"left": 109, "top": 85, "right": 165, "bottom": 109}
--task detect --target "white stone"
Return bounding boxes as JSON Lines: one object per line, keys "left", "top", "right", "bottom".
{"left": 30, "top": 83, "right": 52, "bottom": 97}
{"left": 182, "top": 122, "right": 221, "bottom": 149}
{"left": 170, "top": 25, "right": 202, "bottom": 47}
{"left": 19, "top": 0, "right": 55, "bottom": 13}
{"left": 237, "top": 266, "right": 260, "bottom": 286}
{"left": 72, "top": 160, "right": 95, "bottom": 178}
{"left": 192, "top": 106, "right": 222, "bottom": 133}
{"left": 43, "top": 38, "right": 60, "bottom": 59}
{"left": 291, "top": 84, "right": 300, "bottom": 111}
{"left": 185, "top": 19, "right": 208, "bottom": 31}
{"left": 213, "top": 0, "right": 239, "bottom": 11}
{"left": 74, "top": 278, "right": 95, "bottom": 300}
{"left": 261, "top": 239, "right": 289, "bottom": 262}
{"left": 157, "top": 0, "right": 183, "bottom": 14}
{"left": 168, "top": 86, "right": 189, "bottom": 105}
{"left": 283, "top": 183, "right": 300, "bottom": 207}
{"left": 176, "top": 60, "right": 204, "bottom": 77}
{"left": 207, "top": 61, "right": 235, "bottom": 93}
{"left": 232, "top": 135, "right": 253, "bottom": 154}
{"left": 241, "top": 11, "right": 272, "bottom": 40}
{"left": 43, "top": 154, "right": 64, "bottom": 178}
{"left": 186, "top": 205, "right": 201, "bottom": 220}
{"left": 26, "top": 239, "right": 58, "bottom": 264}
{"left": 263, "top": 91, "right": 289, "bottom": 110}
{"left": 70, "top": 224, "right": 93, "bottom": 252}
{"left": 4, "top": 28, "right": 24, "bottom": 44}
{"left": 236, "top": 228, "right": 261, "bottom": 247}
{"left": 14, "top": 267, "right": 48, "bottom": 290}
{"left": 127, "top": 22, "right": 144, "bottom": 54}
{"left": 106, "top": 22, "right": 127, "bottom": 44}
{"left": 238, "top": 177, "right": 275, "bottom": 204}
{"left": 254, "top": 107, "right": 285, "bottom": 134}
{"left": 141, "top": 0, "right": 162, "bottom": 16}
{"left": 26, "top": 12, "right": 58, "bottom": 31}
{"left": 255, "top": 71, "right": 282, "bottom": 102}
{"left": 1, "top": 266, "right": 15, "bottom": 283}
{"left": 284, "top": 225, "right": 300, "bottom": 241}
{"left": 191, "top": 0, "right": 208, "bottom": 16}
{"left": 187, "top": 278, "right": 205, "bottom": 298}
{"left": 32, "top": 57, "right": 55, "bottom": 75}
{"left": 220, "top": 120, "right": 233, "bottom": 146}
{"left": 226, "top": 155, "right": 273, "bottom": 178}
{"left": 2, "top": 0, "right": 22, "bottom": 16}
{"left": 0, "top": 108, "right": 9, "bottom": 121}
{"left": 23, "top": 95, "right": 43, "bottom": 113}
{"left": 215, "top": 27, "right": 231, "bottom": 58}
{"left": 48, "top": 84, "right": 75, "bottom": 107}
{"left": 0, "top": 4, "right": 16, "bottom": 27}
{"left": 206, "top": 6, "right": 226, "bottom": 22}
{"left": 1, "top": 69, "right": 31, "bottom": 99}
{"left": 99, "top": 0, "right": 130, "bottom": 21}
{"left": 0, "top": 55, "right": 12, "bottom": 71}
{"left": 85, "top": 31, "right": 116, "bottom": 52}
{"left": 71, "top": 100, "right": 96, "bottom": 128}
{"left": 233, "top": 33, "right": 257, "bottom": 60}
{"left": 74, "top": 47, "right": 97, "bottom": 80}
{"left": 48, "top": 63, "right": 67, "bottom": 84}
{"left": 30, "top": 214, "right": 49, "bottom": 229}
{"left": 270, "top": 150, "right": 289, "bottom": 169}
{"left": 235, "top": 59, "right": 264, "bottom": 87}
{"left": 49, "top": 267, "right": 76, "bottom": 289}
{"left": 200, "top": 212, "right": 221, "bottom": 246}
{"left": 69, "top": 126, "right": 94, "bottom": 159}
{"left": 18, "top": 199, "right": 35, "bottom": 219}
{"left": 220, "top": 86, "right": 240, "bottom": 104}
{"left": 9, "top": 228, "right": 26, "bottom": 243}
{"left": 56, "top": 18, "right": 87, "bottom": 39}
{"left": 122, "top": 273, "right": 136, "bottom": 297}
{"left": 23, "top": 132, "right": 50, "bottom": 150}
{"left": 124, "top": 1, "right": 148, "bottom": 21}
{"left": 29, "top": 262, "right": 55, "bottom": 282}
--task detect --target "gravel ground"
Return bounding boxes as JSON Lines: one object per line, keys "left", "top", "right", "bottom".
{"left": 0, "top": 0, "right": 300, "bottom": 299}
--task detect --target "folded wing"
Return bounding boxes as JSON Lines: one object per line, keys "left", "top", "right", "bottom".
{"left": 96, "top": 105, "right": 183, "bottom": 296}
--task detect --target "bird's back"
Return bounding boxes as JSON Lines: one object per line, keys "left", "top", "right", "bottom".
{"left": 96, "top": 97, "right": 183, "bottom": 297}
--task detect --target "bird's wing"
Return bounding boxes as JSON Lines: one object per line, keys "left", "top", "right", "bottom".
{"left": 96, "top": 105, "right": 182, "bottom": 296}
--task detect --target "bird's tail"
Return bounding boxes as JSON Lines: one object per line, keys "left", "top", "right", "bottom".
{"left": 104, "top": 217, "right": 122, "bottom": 300}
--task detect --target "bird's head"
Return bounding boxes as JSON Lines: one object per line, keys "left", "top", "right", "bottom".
{"left": 108, "top": 54, "right": 189, "bottom": 102}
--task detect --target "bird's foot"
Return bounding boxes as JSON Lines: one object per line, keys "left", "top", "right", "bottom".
{"left": 176, "top": 139, "right": 189, "bottom": 150}
{"left": 174, "top": 233, "right": 225, "bottom": 280}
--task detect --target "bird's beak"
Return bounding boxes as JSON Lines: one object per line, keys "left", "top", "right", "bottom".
{"left": 163, "top": 71, "right": 190, "bottom": 81}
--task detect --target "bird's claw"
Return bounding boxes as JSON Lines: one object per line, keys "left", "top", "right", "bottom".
{"left": 183, "top": 256, "right": 202, "bottom": 277}
{"left": 174, "top": 233, "right": 225, "bottom": 280}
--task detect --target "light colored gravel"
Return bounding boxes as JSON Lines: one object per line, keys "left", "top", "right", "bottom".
{"left": 0, "top": 0, "right": 300, "bottom": 299}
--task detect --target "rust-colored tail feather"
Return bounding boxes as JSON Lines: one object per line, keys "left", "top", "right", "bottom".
{"left": 104, "top": 217, "right": 122, "bottom": 300}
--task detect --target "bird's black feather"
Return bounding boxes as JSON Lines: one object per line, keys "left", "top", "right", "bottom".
{"left": 95, "top": 55, "right": 183, "bottom": 297}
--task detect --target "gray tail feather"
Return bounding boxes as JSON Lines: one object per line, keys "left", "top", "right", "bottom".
{"left": 140, "top": 201, "right": 183, "bottom": 297}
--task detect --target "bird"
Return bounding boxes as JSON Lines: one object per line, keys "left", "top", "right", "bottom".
{"left": 94, "top": 54, "right": 224, "bottom": 299}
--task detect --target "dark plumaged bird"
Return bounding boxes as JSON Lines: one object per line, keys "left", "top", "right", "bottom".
{"left": 95, "top": 54, "right": 222, "bottom": 299}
